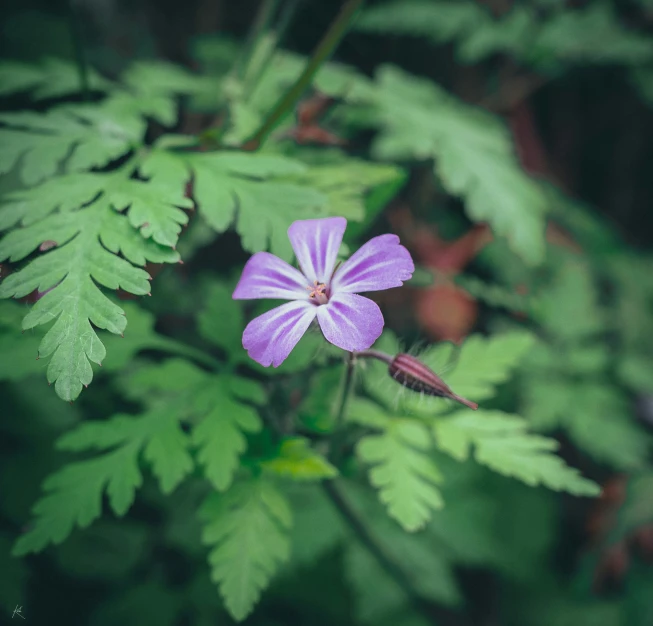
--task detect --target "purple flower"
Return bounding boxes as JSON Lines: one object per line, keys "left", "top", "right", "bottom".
{"left": 233, "top": 217, "right": 414, "bottom": 367}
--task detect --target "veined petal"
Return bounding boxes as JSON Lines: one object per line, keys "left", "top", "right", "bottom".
{"left": 331, "top": 234, "right": 414, "bottom": 294}
{"left": 288, "top": 217, "right": 346, "bottom": 284}
{"left": 243, "top": 301, "right": 317, "bottom": 367}
{"left": 317, "top": 293, "right": 384, "bottom": 352}
{"left": 233, "top": 251, "right": 309, "bottom": 300}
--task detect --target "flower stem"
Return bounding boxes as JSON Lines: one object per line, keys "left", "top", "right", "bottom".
{"left": 322, "top": 480, "right": 437, "bottom": 623}
{"left": 244, "top": 0, "right": 365, "bottom": 149}
{"left": 328, "top": 351, "right": 355, "bottom": 464}
{"left": 353, "top": 349, "right": 393, "bottom": 365}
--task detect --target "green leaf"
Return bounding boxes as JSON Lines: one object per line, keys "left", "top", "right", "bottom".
{"left": 200, "top": 477, "right": 292, "bottom": 621}
{"left": 352, "top": 400, "right": 444, "bottom": 531}
{"left": 12, "top": 443, "right": 142, "bottom": 555}
{"left": 0, "top": 57, "right": 113, "bottom": 99}
{"left": 261, "top": 437, "right": 338, "bottom": 481}
{"left": 534, "top": 3, "right": 653, "bottom": 66}
{"left": 107, "top": 178, "right": 192, "bottom": 247}
{"left": 123, "top": 359, "right": 265, "bottom": 491}
{"left": 0, "top": 172, "right": 180, "bottom": 401}
{"left": 122, "top": 60, "right": 214, "bottom": 96}
{"left": 433, "top": 409, "right": 600, "bottom": 496}
{"left": 534, "top": 262, "right": 605, "bottom": 340}
{"left": 367, "top": 66, "right": 547, "bottom": 264}
{"left": 356, "top": 1, "right": 483, "bottom": 45}
{"left": 192, "top": 378, "right": 263, "bottom": 491}
{"left": 0, "top": 96, "right": 145, "bottom": 185}
{"left": 142, "top": 144, "right": 327, "bottom": 260}
{"left": 290, "top": 158, "right": 405, "bottom": 222}
{"left": 525, "top": 380, "right": 649, "bottom": 470}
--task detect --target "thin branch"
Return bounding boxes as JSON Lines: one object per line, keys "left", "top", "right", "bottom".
{"left": 322, "top": 480, "right": 437, "bottom": 624}
{"left": 244, "top": 0, "right": 365, "bottom": 149}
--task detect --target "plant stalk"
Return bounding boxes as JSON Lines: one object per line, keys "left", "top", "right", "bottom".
{"left": 328, "top": 351, "right": 356, "bottom": 464}
{"left": 244, "top": 0, "right": 365, "bottom": 149}
{"left": 322, "top": 480, "right": 437, "bottom": 624}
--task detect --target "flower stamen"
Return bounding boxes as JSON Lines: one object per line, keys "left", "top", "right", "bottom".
{"left": 306, "top": 280, "right": 328, "bottom": 304}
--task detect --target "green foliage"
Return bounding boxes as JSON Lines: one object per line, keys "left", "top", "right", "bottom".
{"left": 0, "top": 98, "right": 146, "bottom": 185}
{"left": 351, "top": 399, "right": 443, "bottom": 531}
{"left": 356, "top": 1, "right": 653, "bottom": 69}
{"left": 363, "top": 65, "right": 547, "bottom": 264}
{"left": 521, "top": 259, "right": 651, "bottom": 470}
{"left": 2, "top": 12, "right": 652, "bottom": 626}
{"left": 200, "top": 476, "right": 292, "bottom": 621}
{"left": 12, "top": 399, "right": 193, "bottom": 555}
{"left": 0, "top": 57, "right": 113, "bottom": 99}
{"left": 261, "top": 437, "right": 338, "bottom": 481}
{"left": 398, "top": 330, "right": 536, "bottom": 414}
{"left": 142, "top": 140, "right": 327, "bottom": 260}
{"left": 433, "top": 410, "right": 599, "bottom": 495}
{"left": 126, "top": 359, "right": 265, "bottom": 492}
{"left": 0, "top": 169, "right": 180, "bottom": 400}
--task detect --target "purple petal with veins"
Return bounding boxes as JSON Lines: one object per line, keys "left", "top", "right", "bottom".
{"left": 233, "top": 251, "right": 309, "bottom": 301}
{"left": 331, "top": 234, "right": 414, "bottom": 294}
{"left": 288, "top": 217, "right": 346, "bottom": 283}
{"left": 317, "top": 293, "right": 384, "bottom": 352}
{"left": 243, "top": 300, "right": 317, "bottom": 367}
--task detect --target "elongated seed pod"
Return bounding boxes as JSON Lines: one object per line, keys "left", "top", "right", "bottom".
{"left": 388, "top": 353, "right": 478, "bottom": 410}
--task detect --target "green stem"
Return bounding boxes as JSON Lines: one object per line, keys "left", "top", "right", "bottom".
{"left": 67, "top": 0, "right": 90, "bottom": 101}
{"left": 322, "top": 480, "right": 437, "bottom": 624}
{"left": 328, "top": 351, "right": 355, "bottom": 464}
{"left": 244, "top": 0, "right": 365, "bottom": 149}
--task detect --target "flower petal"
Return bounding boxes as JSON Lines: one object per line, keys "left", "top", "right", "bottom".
{"left": 317, "top": 293, "right": 384, "bottom": 352}
{"left": 331, "top": 234, "right": 414, "bottom": 294}
{"left": 243, "top": 301, "right": 317, "bottom": 367}
{"left": 288, "top": 217, "right": 347, "bottom": 284}
{"left": 233, "top": 251, "right": 309, "bottom": 301}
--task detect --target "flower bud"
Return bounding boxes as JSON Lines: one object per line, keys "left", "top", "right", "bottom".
{"left": 388, "top": 353, "right": 478, "bottom": 410}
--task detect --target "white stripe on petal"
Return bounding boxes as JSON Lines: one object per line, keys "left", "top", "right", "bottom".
{"left": 243, "top": 300, "right": 317, "bottom": 367}
{"left": 233, "top": 252, "right": 309, "bottom": 301}
{"left": 288, "top": 217, "right": 346, "bottom": 284}
{"left": 331, "top": 234, "right": 414, "bottom": 294}
{"left": 317, "top": 293, "right": 384, "bottom": 352}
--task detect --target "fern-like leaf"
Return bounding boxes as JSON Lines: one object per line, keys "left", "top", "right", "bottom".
{"left": 200, "top": 477, "right": 292, "bottom": 621}
{"left": 0, "top": 172, "right": 180, "bottom": 401}
{"left": 142, "top": 140, "right": 327, "bottom": 260}
{"left": 13, "top": 399, "right": 194, "bottom": 555}
{"left": 0, "top": 57, "right": 113, "bottom": 99}
{"left": 13, "top": 443, "right": 142, "bottom": 556}
{"left": 125, "top": 359, "right": 266, "bottom": 492}
{"left": 366, "top": 66, "right": 547, "bottom": 264}
{"left": 350, "top": 399, "right": 443, "bottom": 531}
{"left": 0, "top": 97, "right": 145, "bottom": 185}
{"left": 433, "top": 410, "right": 600, "bottom": 496}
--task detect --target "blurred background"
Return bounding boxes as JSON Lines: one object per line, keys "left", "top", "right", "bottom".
{"left": 1, "top": 0, "right": 653, "bottom": 625}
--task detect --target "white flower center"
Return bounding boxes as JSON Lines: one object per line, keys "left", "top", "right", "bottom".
{"left": 306, "top": 280, "right": 329, "bottom": 305}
